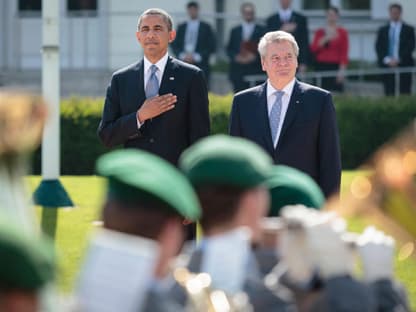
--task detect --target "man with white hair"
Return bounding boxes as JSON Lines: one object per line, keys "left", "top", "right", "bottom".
{"left": 229, "top": 30, "right": 341, "bottom": 198}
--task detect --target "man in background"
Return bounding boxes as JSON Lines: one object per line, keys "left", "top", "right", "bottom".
{"left": 266, "top": 0, "right": 310, "bottom": 73}
{"left": 227, "top": 2, "right": 266, "bottom": 92}
{"left": 375, "top": 3, "right": 415, "bottom": 96}
{"left": 171, "top": 1, "right": 216, "bottom": 87}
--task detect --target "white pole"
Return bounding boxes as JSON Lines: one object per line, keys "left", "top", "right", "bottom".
{"left": 42, "top": 0, "right": 60, "bottom": 180}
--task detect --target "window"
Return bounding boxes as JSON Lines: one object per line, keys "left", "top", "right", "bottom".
{"left": 67, "top": 0, "right": 97, "bottom": 16}
{"left": 18, "top": 0, "right": 41, "bottom": 16}
{"left": 341, "top": 0, "right": 370, "bottom": 10}
{"left": 303, "top": 0, "right": 370, "bottom": 10}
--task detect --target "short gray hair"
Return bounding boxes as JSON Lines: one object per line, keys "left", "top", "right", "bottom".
{"left": 137, "top": 8, "right": 174, "bottom": 31}
{"left": 258, "top": 31, "right": 299, "bottom": 58}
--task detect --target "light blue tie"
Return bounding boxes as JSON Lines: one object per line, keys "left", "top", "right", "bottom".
{"left": 145, "top": 65, "right": 159, "bottom": 98}
{"left": 269, "top": 90, "right": 284, "bottom": 146}
{"left": 388, "top": 24, "right": 397, "bottom": 57}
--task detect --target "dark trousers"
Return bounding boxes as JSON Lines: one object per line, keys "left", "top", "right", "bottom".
{"left": 381, "top": 68, "right": 412, "bottom": 96}
{"left": 314, "top": 62, "right": 344, "bottom": 92}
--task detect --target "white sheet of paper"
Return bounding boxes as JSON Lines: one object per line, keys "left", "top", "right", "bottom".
{"left": 201, "top": 227, "right": 251, "bottom": 294}
{"left": 76, "top": 229, "right": 159, "bottom": 312}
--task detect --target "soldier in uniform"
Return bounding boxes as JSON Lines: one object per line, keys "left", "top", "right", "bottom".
{"left": 76, "top": 149, "right": 201, "bottom": 311}
{"left": 173, "top": 135, "right": 292, "bottom": 311}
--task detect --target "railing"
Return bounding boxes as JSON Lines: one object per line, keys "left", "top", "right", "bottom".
{"left": 244, "top": 66, "right": 416, "bottom": 97}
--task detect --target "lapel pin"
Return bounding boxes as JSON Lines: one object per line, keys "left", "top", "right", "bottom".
{"left": 296, "top": 100, "right": 299, "bottom": 104}
{"left": 169, "top": 77, "right": 175, "bottom": 80}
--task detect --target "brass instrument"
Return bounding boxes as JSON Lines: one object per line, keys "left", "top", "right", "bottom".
{"left": 325, "top": 119, "right": 416, "bottom": 259}
{"left": 0, "top": 91, "right": 47, "bottom": 232}
{"left": 173, "top": 267, "right": 253, "bottom": 312}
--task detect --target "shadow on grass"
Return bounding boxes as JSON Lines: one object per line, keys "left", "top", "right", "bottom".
{"left": 41, "top": 208, "right": 58, "bottom": 240}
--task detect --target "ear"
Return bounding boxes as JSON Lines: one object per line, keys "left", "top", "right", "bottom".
{"left": 135, "top": 31, "right": 141, "bottom": 43}
{"left": 261, "top": 58, "right": 266, "bottom": 72}
{"left": 169, "top": 29, "right": 177, "bottom": 43}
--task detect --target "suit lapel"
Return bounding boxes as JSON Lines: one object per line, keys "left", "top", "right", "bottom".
{"left": 133, "top": 60, "right": 146, "bottom": 109}
{"left": 257, "top": 83, "right": 275, "bottom": 154}
{"left": 276, "top": 80, "right": 303, "bottom": 151}
{"left": 158, "top": 57, "right": 176, "bottom": 95}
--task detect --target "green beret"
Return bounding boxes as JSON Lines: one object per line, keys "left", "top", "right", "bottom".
{"left": 0, "top": 217, "right": 55, "bottom": 290}
{"left": 267, "top": 165, "right": 325, "bottom": 216}
{"left": 179, "top": 135, "right": 273, "bottom": 188}
{"left": 96, "top": 149, "right": 201, "bottom": 221}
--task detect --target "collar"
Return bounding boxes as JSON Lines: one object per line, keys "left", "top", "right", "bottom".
{"left": 280, "top": 9, "right": 293, "bottom": 18}
{"left": 242, "top": 21, "right": 255, "bottom": 28}
{"left": 390, "top": 21, "right": 402, "bottom": 28}
{"left": 143, "top": 52, "right": 169, "bottom": 74}
{"left": 267, "top": 78, "right": 296, "bottom": 98}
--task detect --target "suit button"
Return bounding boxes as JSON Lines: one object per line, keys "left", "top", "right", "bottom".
{"left": 149, "top": 138, "right": 155, "bottom": 143}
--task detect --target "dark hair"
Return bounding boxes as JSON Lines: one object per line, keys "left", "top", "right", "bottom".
{"left": 328, "top": 5, "right": 339, "bottom": 15}
{"left": 137, "top": 8, "right": 173, "bottom": 31}
{"left": 241, "top": 2, "right": 255, "bottom": 12}
{"left": 196, "top": 185, "right": 246, "bottom": 230}
{"left": 102, "top": 198, "right": 180, "bottom": 240}
{"left": 187, "top": 1, "right": 199, "bottom": 9}
{"left": 389, "top": 3, "right": 402, "bottom": 12}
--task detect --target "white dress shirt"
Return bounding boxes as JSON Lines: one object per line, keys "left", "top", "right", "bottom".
{"left": 279, "top": 8, "right": 293, "bottom": 23}
{"left": 384, "top": 21, "right": 402, "bottom": 64}
{"left": 267, "top": 78, "right": 296, "bottom": 147}
{"left": 242, "top": 21, "right": 255, "bottom": 41}
{"left": 180, "top": 19, "right": 202, "bottom": 62}
{"left": 137, "top": 52, "right": 169, "bottom": 128}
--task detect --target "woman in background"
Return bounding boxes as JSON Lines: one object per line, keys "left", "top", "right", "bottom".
{"left": 310, "top": 6, "right": 349, "bottom": 92}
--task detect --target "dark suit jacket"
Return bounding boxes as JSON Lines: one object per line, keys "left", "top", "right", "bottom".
{"left": 266, "top": 12, "right": 310, "bottom": 66}
{"left": 229, "top": 81, "right": 341, "bottom": 198}
{"left": 226, "top": 24, "right": 266, "bottom": 82}
{"left": 171, "top": 20, "right": 216, "bottom": 78}
{"left": 375, "top": 22, "right": 415, "bottom": 67}
{"left": 97, "top": 56, "right": 210, "bottom": 165}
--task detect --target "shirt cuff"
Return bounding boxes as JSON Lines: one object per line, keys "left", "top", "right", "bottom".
{"left": 383, "top": 56, "right": 392, "bottom": 65}
{"left": 193, "top": 53, "right": 202, "bottom": 63}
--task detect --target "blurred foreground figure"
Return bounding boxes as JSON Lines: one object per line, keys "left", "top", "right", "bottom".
{"left": 0, "top": 91, "right": 47, "bottom": 232}
{"left": 174, "top": 135, "right": 292, "bottom": 311}
{"left": 266, "top": 205, "right": 410, "bottom": 312}
{"left": 76, "top": 149, "right": 201, "bottom": 311}
{"left": 326, "top": 119, "right": 416, "bottom": 257}
{"left": 255, "top": 165, "right": 325, "bottom": 276}
{"left": 0, "top": 214, "right": 55, "bottom": 312}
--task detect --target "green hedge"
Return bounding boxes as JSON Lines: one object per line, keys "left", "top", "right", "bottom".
{"left": 32, "top": 95, "right": 416, "bottom": 174}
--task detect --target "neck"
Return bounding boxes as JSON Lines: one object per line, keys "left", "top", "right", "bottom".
{"left": 145, "top": 52, "right": 166, "bottom": 65}
{"left": 203, "top": 221, "right": 239, "bottom": 237}
{"left": 270, "top": 78, "right": 291, "bottom": 90}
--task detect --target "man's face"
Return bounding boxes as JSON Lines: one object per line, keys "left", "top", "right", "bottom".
{"left": 280, "top": 0, "right": 292, "bottom": 10}
{"left": 187, "top": 6, "right": 199, "bottom": 20}
{"left": 261, "top": 40, "right": 298, "bottom": 84}
{"left": 136, "top": 14, "right": 176, "bottom": 60}
{"left": 389, "top": 7, "right": 401, "bottom": 22}
{"left": 241, "top": 5, "right": 255, "bottom": 23}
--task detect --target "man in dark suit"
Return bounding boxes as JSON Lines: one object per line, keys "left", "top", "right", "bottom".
{"left": 266, "top": 0, "right": 310, "bottom": 73}
{"left": 98, "top": 8, "right": 210, "bottom": 166}
{"left": 226, "top": 2, "right": 266, "bottom": 92}
{"left": 375, "top": 3, "right": 415, "bottom": 96}
{"left": 229, "top": 31, "right": 341, "bottom": 198}
{"left": 171, "top": 1, "right": 216, "bottom": 85}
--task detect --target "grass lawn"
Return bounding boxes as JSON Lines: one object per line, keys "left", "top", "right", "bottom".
{"left": 28, "top": 171, "right": 416, "bottom": 309}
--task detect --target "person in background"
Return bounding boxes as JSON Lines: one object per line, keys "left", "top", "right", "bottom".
{"left": 227, "top": 2, "right": 266, "bottom": 92}
{"left": 171, "top": 1, "right": 216, "bottom": 87}
{"left": 266, "top": 0, "right": 310, "bottom": 74}
{"left": 310, "top": 6, "right": 349, "bottom": 92}
{"left": 375, "top": 3, "right": 415, "bottom": 96}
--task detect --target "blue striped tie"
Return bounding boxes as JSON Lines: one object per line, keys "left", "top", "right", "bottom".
{"left": 145, "top": 65, "right": 159, "bottom": 98}
{"left": 269, "top": 90, "right": 284, "bottom": 146}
